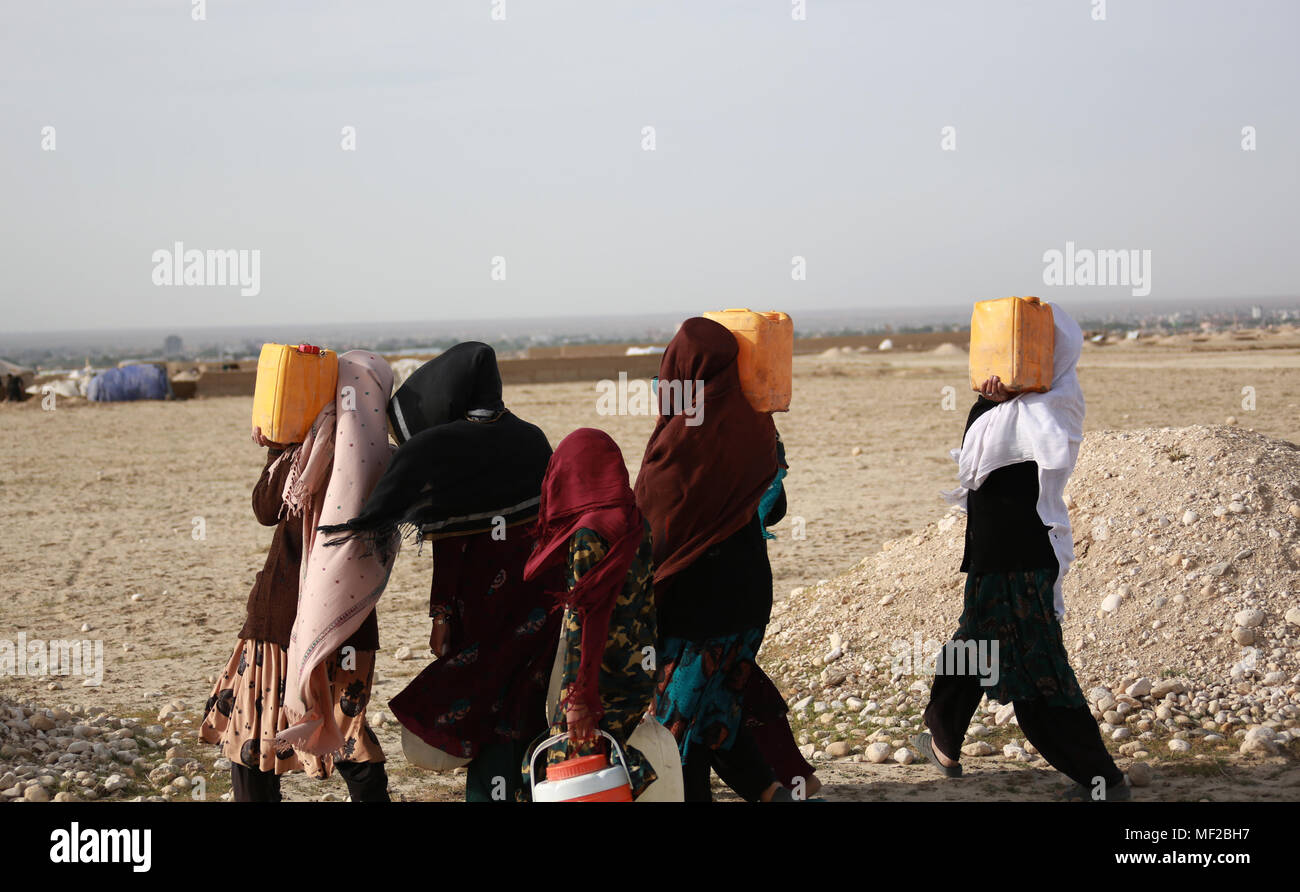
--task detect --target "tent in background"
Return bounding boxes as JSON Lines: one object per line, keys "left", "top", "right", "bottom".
{"left": 86, "top": 364, "right": 171, "bottom": 402}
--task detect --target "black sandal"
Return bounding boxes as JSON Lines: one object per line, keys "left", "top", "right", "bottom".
{"left": 913, "top": 732, "right": 962, "bottom": 778}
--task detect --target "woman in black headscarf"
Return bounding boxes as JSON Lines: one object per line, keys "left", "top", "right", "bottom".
{"left": 325, "top": 342, "right": 554, "bottom": 551}
{"left": 320, "top": 342, "right": 562, "bottom": 801}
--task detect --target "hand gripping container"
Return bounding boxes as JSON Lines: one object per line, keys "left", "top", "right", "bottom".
{"left": 530, "top": 731, "right": 634, "bottom": 802}
{"left": 543, "top": 639, "right": 684, "bottom": 801}
{"left": 968, "top": 296, "right": 1055, "bottom": 393}
{"left": 701, "top": 309, "right": 793, "bottom": 412}
{"left": 251, "top": 343, "right": 339, "bottom": 444}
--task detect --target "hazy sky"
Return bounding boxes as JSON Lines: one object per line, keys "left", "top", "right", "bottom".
{"left": 2, "top": 0, "right": 1297, "bottom": 332}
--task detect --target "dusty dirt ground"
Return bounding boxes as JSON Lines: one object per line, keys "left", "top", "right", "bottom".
{"left": 3, "top": 335, "right": 1299, "bottom": 801}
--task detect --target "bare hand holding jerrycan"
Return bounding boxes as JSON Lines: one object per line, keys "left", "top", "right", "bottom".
{"left": 969, "top": 296, "right": 1055, "bottom": 395}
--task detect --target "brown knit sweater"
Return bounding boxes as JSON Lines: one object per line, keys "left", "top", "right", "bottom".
{"left": 239, "top": 447, "right": 379, "bottom": 651}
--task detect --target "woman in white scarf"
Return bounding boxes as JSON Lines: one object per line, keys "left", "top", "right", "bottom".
{"left": 917, "top": 303, "right": 1130, "bottom": 801}
{"left": 944, "top": 305, "right": 1085, "bottom": 618}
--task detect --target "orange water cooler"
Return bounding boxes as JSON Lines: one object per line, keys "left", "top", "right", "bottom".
{"left": 530, "top": 731, "right": 635, "bottom": 802}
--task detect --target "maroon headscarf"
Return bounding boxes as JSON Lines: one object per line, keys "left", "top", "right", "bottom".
{"left": 634, "top": 317, "right": 779, "bottom": 585}
{"left": 524, "top": 428, "right": 645, "bottom": 723}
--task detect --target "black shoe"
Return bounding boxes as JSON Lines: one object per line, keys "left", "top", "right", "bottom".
{"left": 913, "top": 732, "right": 962, "bottom": 778}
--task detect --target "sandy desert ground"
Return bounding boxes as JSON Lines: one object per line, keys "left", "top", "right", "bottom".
{"left": 2, "top": 332, "right": 1299, "bottom": 801}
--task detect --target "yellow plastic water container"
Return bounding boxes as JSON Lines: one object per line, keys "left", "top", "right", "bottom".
{"left": 702, "top": 309, "right": 793, "bottom": 412}
{"left": 251, "top": 343, "right": 338, "bottom": 444}
{"left": 968, "top": 297, "right": 1055, "bottom": 393}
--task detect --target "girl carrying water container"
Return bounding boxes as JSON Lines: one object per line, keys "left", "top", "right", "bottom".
{"left": 518, "top": 428, "right": 659, "bottom": 799}
{"left": 913, "top": 303, "right": 1128, "bottom": 801}
{"left": 636, "top": 317, "right": 797, "bottom": 803}
{"left": 317, "top": 343, "right": 561, "bottom": 802}
{"left": 199, "top": 351, "right": 395, "bottom": 802}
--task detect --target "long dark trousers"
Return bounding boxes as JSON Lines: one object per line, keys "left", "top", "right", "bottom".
{"left": 230, "top": 762, "right": 282, "bottom": 802}
{"left": 682, "top": 725, "right": 777, "bottom": 802}
{"left": 466, "top": 738, "right": 531, "bottom": 802}
{"left": 230, "top": 760, "right": 390, "bottom": 802}
{"left": 922, "top": 671, "right": 1123, "bottom": 789}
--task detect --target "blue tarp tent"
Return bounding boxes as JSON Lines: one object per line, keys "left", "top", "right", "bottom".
{"left": 86, "top": 364, "right": 171, "bottom": 402}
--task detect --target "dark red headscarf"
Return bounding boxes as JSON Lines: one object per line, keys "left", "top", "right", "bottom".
{"left": 634, "top": 317, "right": 779, "bottom": 585}
{"left": 524, "top": 428, "right": 645, "bottom": 723}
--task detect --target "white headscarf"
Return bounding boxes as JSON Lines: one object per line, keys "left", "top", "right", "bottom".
{"left": 943, "top": 303, "right": 1085, "bottom": 618}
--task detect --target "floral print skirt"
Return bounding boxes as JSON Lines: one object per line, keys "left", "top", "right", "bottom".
{"left": 951, "top": 569, "right": 1086, "bottom": 709}
{"left": 199, "top": 638, "right": 384, "bottom": 778}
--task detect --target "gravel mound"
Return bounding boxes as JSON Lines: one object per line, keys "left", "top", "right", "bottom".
{"left": 764, "top": 425, "right": 1300, "bottom": 766}
{"left": 0, "top": 695, "right": 216, "bottom": 802}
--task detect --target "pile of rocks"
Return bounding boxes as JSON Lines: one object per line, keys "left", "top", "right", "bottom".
{"left": 765, "top": 426, "right": 1300, "bottom": 767}
{"left": 0, "top": 695, "right": 216, "bottom": 803}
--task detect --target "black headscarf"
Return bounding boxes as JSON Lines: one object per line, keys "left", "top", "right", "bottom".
{"left": 388, "top": 342, "right": 506, "bottom": 443}
{"left": 319, "top": 342, "right": 552, "bottom": 556}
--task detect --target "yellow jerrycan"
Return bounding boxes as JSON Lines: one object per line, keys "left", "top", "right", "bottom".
{"left": 702, "top": 309, "right": 793, "bottom": 412}
{"left": 251, "top": 343, "right": 339, "bottom": 444}
{"left": 968, "top": 297, "right": 1055, "bottom": 393}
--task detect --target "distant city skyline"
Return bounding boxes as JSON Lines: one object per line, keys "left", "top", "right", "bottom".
{"left": 3, "top": 1, "right": 1297, "bottom": 333}
{"left": 4, "top": 294, "right": 1296, "bottom": 370}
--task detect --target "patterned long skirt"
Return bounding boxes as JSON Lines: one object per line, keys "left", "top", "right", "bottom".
{"left": 199, "top": 638, "right": 384, "bottom": 778}
{"left": 951, "top": 568, "right": 1086, "bottom": 709}
{"left": 650, "top": 627, "right": 765, "bottom": 762}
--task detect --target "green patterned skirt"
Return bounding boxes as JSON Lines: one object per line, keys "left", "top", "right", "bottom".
{"left": 951, "top": 568, "right": 1085, "bottom": 709}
